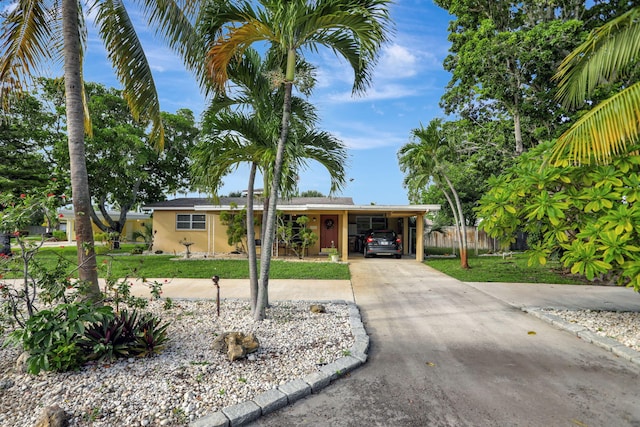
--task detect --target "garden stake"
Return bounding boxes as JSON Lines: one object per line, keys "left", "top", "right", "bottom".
{"left": 212, "top": 275, "right": 220, "bottom": 317}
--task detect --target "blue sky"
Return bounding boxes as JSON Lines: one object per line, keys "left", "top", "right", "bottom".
{"left": 82, "top": 0, "right": 454, "bottom": 205}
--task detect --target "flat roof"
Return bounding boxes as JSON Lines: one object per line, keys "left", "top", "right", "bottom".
{"left": 143, "top": 198, "right": 440, "bottom": 215}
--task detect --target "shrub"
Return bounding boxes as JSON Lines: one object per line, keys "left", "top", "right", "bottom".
{"left": 81, "top": 309, "right": 137, "bottom": 362}
{"left": 132, "top": 312, "right": 170, "bottom": 358}
{"left": 1, "top": 189, "right": 172, "bottom": 374}
{"left": 477, "top": 141, "right": 640, "bottom": 287}
{"left": 6, "top": 302, "right": 113, "bottom": 374}
{"left": 52, "top": 230, "right": 66, "bottom": 241}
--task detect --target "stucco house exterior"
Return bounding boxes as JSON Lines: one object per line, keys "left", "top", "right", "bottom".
{"left": 57, "top": 209, "right": 151, "bottom": 243}
{"left": 143, "top": 197, "right": 440, "bottom": 262}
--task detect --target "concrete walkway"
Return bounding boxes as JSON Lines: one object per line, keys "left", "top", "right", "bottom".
{"left": 250, "top": 259, "right": 640, "bottom": 427}
{"left": 127, "top": 277, "right": 354, "bottom": 302}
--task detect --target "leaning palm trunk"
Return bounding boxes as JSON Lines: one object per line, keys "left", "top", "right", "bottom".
{"left": 440, "top": 186, "right": 463, "bottom": 258}
{"left": 246, "top": 162, "right": 259, "bottom": 313}
{"left": 255, "top": 80, "right": 293, "bottom": 321}
{"left": 440, "top": 175, "right": 469, "bottom": 269}
{"left": 62, "top": 0, "right": 101, "bottom": 300}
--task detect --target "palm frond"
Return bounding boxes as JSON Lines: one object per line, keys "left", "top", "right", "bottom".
{"left": 95, "top": 0, "right": 164, "bottom": 148}
{"left": 293, "top": 129, "right": 348, "bottom": 194}
{"left": 300, "top": 1, "right": 393, "bottom": 94}
{"left": 554, "top": 7, "right": 640, "bottom": 109}
{"left": 551, "top": 81, "right": 640, "bottom": 165}
{"left": 0, "top": 0, "right": 56, "bottom": 106}
{"left": 206, "top": 20, "right": 275, "bottom": 92}
{"left": 136, "top": 0, "right": 209, "bottom": 91}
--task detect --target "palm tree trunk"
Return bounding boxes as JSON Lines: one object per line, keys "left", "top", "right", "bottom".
{"left": 443, "top": 174, "right": 469, "bottom": 269}
{"left": 255, "top": 77, "right": 293, "bottom": 321}
{"left": 246, "top": 162, "right": 258, "bottom": 313}
{"left": 439, "top": 184, "right": 463, "bottom": 258}
{"left": 62, "top": 0, "right": 100, "bottom": 300}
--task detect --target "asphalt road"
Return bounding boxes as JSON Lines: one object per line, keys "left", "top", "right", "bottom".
{"left": 250, "top": 258, "right": 640, "bottom": 427}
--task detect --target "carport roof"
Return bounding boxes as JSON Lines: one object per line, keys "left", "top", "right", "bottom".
{"left": 143, "top": 197, "right": 440, "bottom": 215}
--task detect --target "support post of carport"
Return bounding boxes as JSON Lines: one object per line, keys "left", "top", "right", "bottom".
{"left": 402, "top": 217, "right": 409, "bottom": 256}
{"left": 341, "top": 210, "right": 349, "bottom": 261}
{"left": 416, "top": 213, "right": 425, "bottom": 262}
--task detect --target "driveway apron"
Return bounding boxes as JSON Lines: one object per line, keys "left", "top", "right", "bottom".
{"left": 251, "top": 259, "right": 640, "bottom": 427}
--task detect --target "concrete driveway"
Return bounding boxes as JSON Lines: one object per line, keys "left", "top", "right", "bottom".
{"left": 250, "top": 258, "right": 640, "bottom": 426}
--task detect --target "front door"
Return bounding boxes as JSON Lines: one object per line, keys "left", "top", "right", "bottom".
{"left": 320, "top": 215, "right": 339, "bottom": 249}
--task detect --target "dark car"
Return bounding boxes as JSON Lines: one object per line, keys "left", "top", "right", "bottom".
{"left": 363, "top": 230, "right": 402, "bottom": 259}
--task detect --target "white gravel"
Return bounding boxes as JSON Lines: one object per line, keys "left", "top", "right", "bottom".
{"left": 3, "top": 300, "right": 640, "bottom": 427}
{"left": 547, "top": 309, "right": 640, "bottom": 351}
{"left": 0, "top": 299, "right": 354, "bottom": 427}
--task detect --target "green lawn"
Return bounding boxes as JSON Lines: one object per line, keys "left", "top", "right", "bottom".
{"left": 7, "top": 244, "right": 589, "bottom": 284}
{"left": 5, "top": 245, "right": 350, "bottom": 280}
{"left": 425, "top": 253, "right": 588, "bottom": 284}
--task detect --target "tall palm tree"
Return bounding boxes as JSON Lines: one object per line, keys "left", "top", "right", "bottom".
{"left": 398, "top": 119, "right": 470, "bottom": 269}
{"left": 192, "top": 48, "right": 347, "bottom": 315}
{"left": 199, "top": 0, "right": 392, "bottom": 320}
{"left": 1, "top": 0, "right": 203, "bottom": 298}
{"left": 552, "top": 6, "right": 640, "bottom": 165}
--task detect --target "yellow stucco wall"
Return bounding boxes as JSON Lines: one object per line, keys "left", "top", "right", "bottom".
{"left": 62, "top": 216, "right": 151, "bottom": 243}
{"left": 151, "top": 210, "right": 341, "bottom": 257}
{"left": 152, "top": 211, "right": 208, "bottom": 255}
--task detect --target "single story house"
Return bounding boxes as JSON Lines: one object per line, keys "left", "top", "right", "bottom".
{"left": 57, "top": 209, "right": 151, "bottom": 243}
{"left": 143, "top": 197, "right": 440, "bottom": 261}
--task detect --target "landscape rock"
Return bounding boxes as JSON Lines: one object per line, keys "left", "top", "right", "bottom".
{"left": 310, "top": 304, "right": 326, "bottom": 314}
{"left": 213, "top": 332, "right": 260, "bottom": 361}
{"left": 34, "top": 405, "right": 68, "bottom": 427}
{"left": 0, "top": 378, "right": 14, "bottom": 390}
{"left": 15, "top": 351, "right": 29, "bottom": 373}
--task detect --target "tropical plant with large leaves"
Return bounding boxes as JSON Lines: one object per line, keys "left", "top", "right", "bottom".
{"left": 0, "top": 0, "right": 204, "bottom": 298}
{"left": 478, "top": 140, "right": 640, "bottom": 287}
{"left": 199, "top": 0, "right": 392, "bottom": 320}
{"left": 552, "top": 6, "right": 640, "bottom": 165}
{"left": 192, "top": 48, "right": 347, "bottom": 314}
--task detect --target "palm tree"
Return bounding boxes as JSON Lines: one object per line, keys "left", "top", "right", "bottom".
{"left": 552, "top": 6, "right": 640, "bottom": 165}
{"left": 1, "top": 0, "right": 203, "bottom": 299}
{"left": 199, "top": 0, "right": 392, "bottom": 320}
{"left": 398, "top": 119, "right": 470, "bottom": 269}
{"left": 192, "top": 48, "right": 347, "bottom": 315}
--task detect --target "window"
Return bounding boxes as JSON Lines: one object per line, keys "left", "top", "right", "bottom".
{"left": 176, "top": 214, "right": 206, "bottom": 230}
{"left": 356, "top": 216, "right": 387, "bottom": 234}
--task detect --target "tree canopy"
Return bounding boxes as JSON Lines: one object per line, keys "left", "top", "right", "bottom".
{"left": 435, "top": 0, "right": 587, "bottom": 154}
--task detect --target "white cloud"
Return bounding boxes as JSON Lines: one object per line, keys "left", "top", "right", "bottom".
{"left": 325, "top": 83, "right": 419, "bottom": 103}
{"left": 376, "top": 44, "right": 419, "bottom": 79}
{"left": 330, "top": 127, "right": 406, "bottom": 150}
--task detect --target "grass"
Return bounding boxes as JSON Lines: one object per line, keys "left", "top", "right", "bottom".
{"left": 8, "top": 243, "right": 587, "bottom": 284}
{"left": 425, "top": 253, "right": 588, "bottom": 285}
{"left": 5, "top": 244, "right": 350, "bottom": 280}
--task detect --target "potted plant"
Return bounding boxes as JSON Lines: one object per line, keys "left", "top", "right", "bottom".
{"left": 327, "top": 247, "right": 340, "bottom": 262}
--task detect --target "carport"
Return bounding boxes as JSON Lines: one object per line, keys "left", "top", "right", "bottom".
{"left": 278, "top": 203, "right": 440, "bottom": 261}
{"left": 319, "top": 204, "right": 441, "bottom": 262}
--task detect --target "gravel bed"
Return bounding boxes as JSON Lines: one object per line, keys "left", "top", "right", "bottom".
{"left": 547, "top": 309, "right": 640, "bottom": 351}
{"left": 0, "top": 299, "right": 354, "bottom": 426}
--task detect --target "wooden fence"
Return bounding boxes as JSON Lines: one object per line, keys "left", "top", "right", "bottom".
{"left": 424, "top": 226, "right": 499, "bottom": 253}
{"left": 424, "top": 226, "right": 529, "bottom": 253}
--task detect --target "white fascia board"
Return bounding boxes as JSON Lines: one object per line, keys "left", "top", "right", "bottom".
{"left": 191, "top": 204, "right": 441, "bottom": 213}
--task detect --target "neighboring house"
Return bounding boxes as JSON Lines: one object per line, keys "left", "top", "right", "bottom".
{"left": 143, "top": 197, "right": 440, "bottom": 261}
{"left": 57, "top": 209, "right": 151, "bottom": 243}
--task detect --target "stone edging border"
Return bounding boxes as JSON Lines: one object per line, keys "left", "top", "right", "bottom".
{"left": 190, "top": 300, "right": 369, "bottom": 427}
{"left": 523, "top": 307, "right": 640, "bottom": 366}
